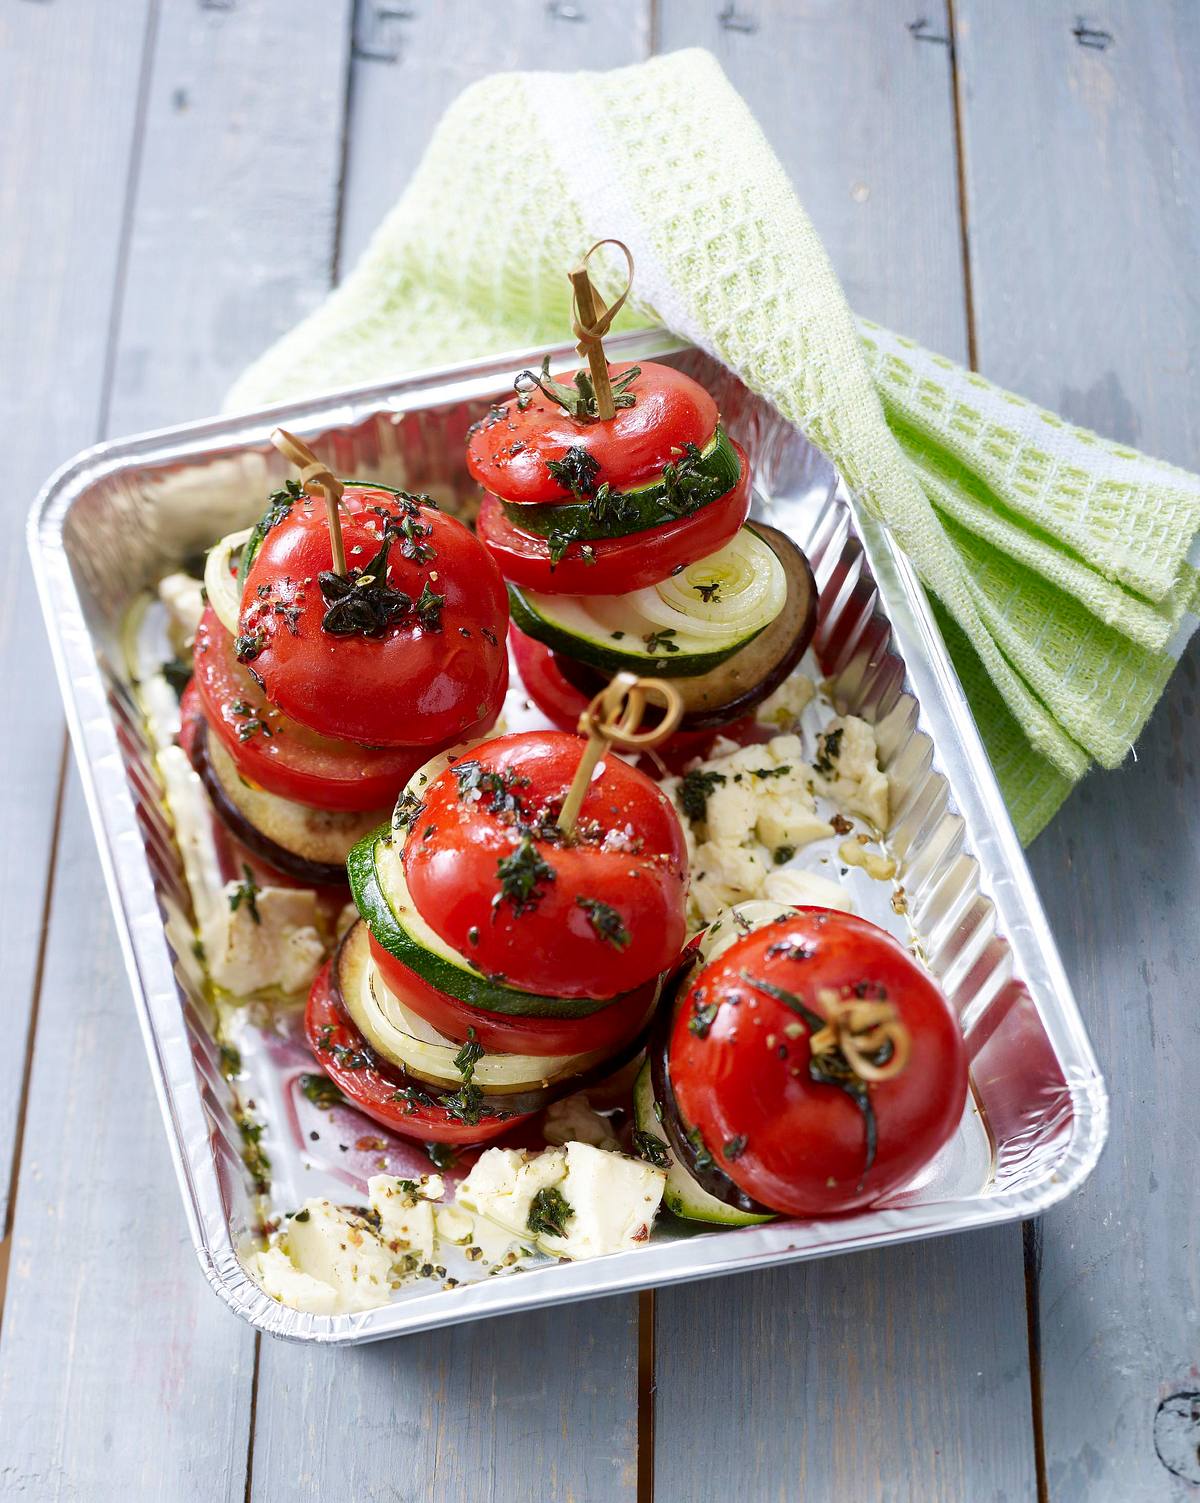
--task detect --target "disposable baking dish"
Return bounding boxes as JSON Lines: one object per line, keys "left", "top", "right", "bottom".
{"left": 29, "top": 330, "right": 1107, "bottom": 1343}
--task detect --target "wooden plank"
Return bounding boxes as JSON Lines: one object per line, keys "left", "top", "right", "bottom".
{"left": 251, "top": 11, "right": 651, "bottom": 1502}
{"left": 650, "top": 4, "right": 1038, "bottom": 1498}
{"left": 339, "top": 0, "right": 653, "bottom": 269}
{"left": 0, "top": 0, "right": 353, "bottom": 1492}
{"left": 955, "top": 4, "right": 1200, "bottom": 1497}
{"left": 0, "top": 0, "right": 154, "bottom": 1233}
{"left": 0, "top": 775, "right": 256, "bottom": 1501}
{"left": 251, "top": 1302, "right": 640, "bottom": 1503}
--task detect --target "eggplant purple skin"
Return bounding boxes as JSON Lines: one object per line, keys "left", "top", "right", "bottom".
{"left": 555, "top": 523, "right": 819, "bottom": 732}
{"left": 329, "top": 922, "right": 658, "bottom": 1118}
{"left": 190, "top": 716, "right": 350, "bottom": 888}
{"left": 648, "top": 954, "right": 775, "bottom": 1216}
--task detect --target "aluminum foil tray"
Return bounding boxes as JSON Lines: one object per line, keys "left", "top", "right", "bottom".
{"left": 29, "top": 330, "right": 1107, "bottom": 1343}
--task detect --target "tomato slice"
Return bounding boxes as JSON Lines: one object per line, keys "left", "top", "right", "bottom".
{"left": 305, "top": 957, "right": 533, "bottom": 1145}
{"left": 667, "top": 912, "right": 968, "bottom": 1217}
{"left": 403, "top": 731, "right": 688, "bottom": 999}
{"left": 192, "top": 607, "right": 429, "bottom": 812}
{"left": 508, "top": 627, "right": 753, "bottom": 769}
{"left": 368, "top": 931, "right": 663, "bottom": 1055}
{"left": 240, "top": 487, "right": 509, "bottom": 747}
{"left": 466, "top": 361, "right": 718, "bottom": 504}
{"left": 477, "top": 441, "right": 751, "bottom": 594}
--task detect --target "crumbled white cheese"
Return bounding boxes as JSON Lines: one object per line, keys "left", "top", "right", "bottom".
{"left": 812, "top": 716, "right": 890, "bottom": 830}
{"left": 280, "top": 1199, "right": 396, "bottom": 1313}
{"left": 536, "top": 1142, "right": 666, "bottom": 1261}
{"left": 456, "top": 1146, "right": 567, "bottom": 1237}
{"left": 542, "top": 1093, "right": 621, "bottom": 1152}
{"left": 755, "top": 672, "right": 817, "bottom": 730}
{"left": 157, "top": 571, "right": 205, "bottom": 653}
{"left": 456, "top": 1142, "right": 665, "bottom": 1263}
{"left": 690, "top": 839, "right": 771, "bottom": 923}
{"left": 763, "top": 868, "right": 856, "bottom": 912}
{"left": 206, "top": 884, "right": 326, "bottom": 996}
{"left": 158, "top": 746, "right": 326, "bottom": 995}
{"left": 248, "top": 1245, "right": 340, "bottom": 1316}
{"left": 368, "top": 1175, "right": 437, "bottom": 1263}
{"left": 434, "top": 1204, "right": 475, "bottom": 1245}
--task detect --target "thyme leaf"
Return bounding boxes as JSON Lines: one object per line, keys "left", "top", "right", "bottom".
{"left": 494, "top": 836, "right": 556, "bottom": 918}
{"left": 575, "top": 895, "right": 631, "bottom": 950}
{"left": 228, "top": 863, "right": 261, "bottom": 925}
{"left": 632, "top": 1130, "right": 671, "bottom": 1168}
{"left": 452, "top": 1029, "right": 485, "bottom": 1083}
{"left": 526, "top": 1186, "right": 574, "bottom": 1238}
{"left": 678, "top": 768, "right": 727, "bottom": 822}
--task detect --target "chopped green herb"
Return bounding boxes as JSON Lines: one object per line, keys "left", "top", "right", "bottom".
{"left": 162, "top": 657, "right": 192, "bottom": 699}
{"left": 392, "top": 1084, "right": 435, "bottom": 1114}
{"left": 228, "top": 864, "right": 261, "bottom": 925}
{"left": 319, "top": 526, "right": 413, "bottom": 638}
{"left": 814, "top": 727, "right": 844, "bottom": 776}
{"left": 234, "top": 631, "right": 264, "bottom": 663}
{"left": 686, "top": 1126, "right": 715, "bottom": 1173}
{"left": 426, "top": 1142, "right": 457, "bottom": 1171}
{"left": 299, "top": 1072, "right": 344, "bottom": 1109}
{"left": 453, "top": 1028, "right": 485, "bottom": 1083}
{"left": 495, "top": 836, "right": 555, "bottom": 917}
{"left": 678, "top": 768, "right": 727, "bottom": 822}
{"left": 291, "top": 1207, "right": 310, "bottom": 1222}
{"left": 633, "top": 1130, "right": 671, "bottom": 1168}
{"left": 392, "top": 788, "right": 426, "bottom": 835}
{"left": 526, "top": 1186, "right": 574, "bottom": 1238}
{"left": 750, "top": 764, "right": 791, "bottom": 781}
{"left": 688, "top": 999, "right": 720, "bottom": 1038}
{"left": 723, "top": 1134, "right": 748, "bottom": 1161}
{"left": 643, "top": 627, "right": 681, "bottom": 656}
{"left": 545, "top": 446, "right": 601, "bottom": 498}
{"left": 415, "top": 579, "right": 445, "bottom": 631}
{"left": 659, "top": 442, "right": 724, "bottom": 517}
{"left": 575, "top": 895, "right": 631, "bottom": 950}
{"left": 441, "top": 1082, "right": 486, "bottom": 1126}
{"left": 773, "top": 845, "right": 796, "bottom": 866}
{"left": 218, "top": 1043, "right": 242, "bottom": 1079}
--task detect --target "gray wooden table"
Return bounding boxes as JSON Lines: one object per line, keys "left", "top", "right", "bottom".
{"left": 1, "top": 4, "right": 1196, "bottom": 1499}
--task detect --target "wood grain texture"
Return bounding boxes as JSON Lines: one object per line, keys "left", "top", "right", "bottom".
{"left": 0, "top": 1, "right": 354, "bottom": 1494}
{"left": 956, "top": 4, "right": 1200, "bottom": 1498}
{"left": 250, "top": 12, "right": 652, "bottom": 1501}
{"left": 0, "top": 0, "right": 154, "bottom": 1232}
{"left": 0, "top": 779, "right": 255, "bottom": 1502}
{"left": 251, "top": 1301, "right": 639, "bottom": 1503}
{"left": 657, "top": 0, "right": 969, "bottom": 354}
{"left": 338, "top": 0, "right": 653, "bottom": 269}
{"left": 651, "top": 5, "right": 1036, "bottom": 1499}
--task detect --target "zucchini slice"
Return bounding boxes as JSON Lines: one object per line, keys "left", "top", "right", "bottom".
{"left": 348, "top": 829, "right": 625, "bottom": 1020}
{"left": 552, "top": 523, "right": 818, "bottom": 729}
{"left": 634, "top": 1061, "right": 773, "bottom": 1227}
{"left": 339, "top": 920, "right": 611, "bottom": 1090}
{"left": 500, "top": 428, "right": 740, "bottom": 544}
{"left": 508, "top": 526, "right": 788, "bottom": 678}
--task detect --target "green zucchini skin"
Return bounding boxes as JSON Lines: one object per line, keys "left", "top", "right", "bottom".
{"left": 633, "top": 1061, "right": 774, "bottom": 1227}
{"left": 347, "top": 829, "right": 624, "bottom": 1021}
{"left": 499, "top": 429, "right": 740, "bottom": 544}
{"left": 506, "top": 581, "right": 766, "bottom": 679}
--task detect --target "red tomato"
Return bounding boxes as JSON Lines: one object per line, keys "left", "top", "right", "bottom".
{"left": 509, "top": 627, "right": 753, "bottom": 769}
{"left": 466, "top": 361, "right": 718, "bottom": 504}
{"left": 368, "top": 930, "right": 663, "bottom": 1055}
{"left": 403, "top": 731, "right": 688, "bottom": 999}
{"left": 668, "top": 912, "right": 967, "bottom": 1217}
{"left": 192, "top": 607, "right": 431, "bottom": 812}
{"left": 240, "top": 486, "right": 509, "bottom": 746}
{"left": 477, "top": 442, "right": 751, "bottom": 595}
{"left": 305, "top": 957, "right": 532, "bottom": 1145}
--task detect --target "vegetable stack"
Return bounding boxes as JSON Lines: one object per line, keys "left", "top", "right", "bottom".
{"left": 468, "top": 240, "right": 818, "bottom": 763}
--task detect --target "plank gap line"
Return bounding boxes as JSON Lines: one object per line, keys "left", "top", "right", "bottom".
{"left": 243, "top": 1330, "right": 261, "bottom": 1503}
{"left": 637, "top": 1289, "right": 657, "bottom": 1503}
{"left": 944, "top": 0, "right": 979, "bottom": 373}
{"left": 0, "top": 733, "right": 70, "bottom": 1339}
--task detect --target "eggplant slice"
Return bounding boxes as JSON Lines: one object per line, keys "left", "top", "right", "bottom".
{"left": 192, "top": 718, "right": 384, "bottom": 886}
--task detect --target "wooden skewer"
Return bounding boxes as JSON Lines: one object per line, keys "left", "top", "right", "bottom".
{"left": 270, "top": 427, "right": 348, "bottom": 576}
{"left": 568, "top": 239, "right": 635, "bottom": 422}
{"left": 557, "top": 671, "right": 684, "bottom": 836}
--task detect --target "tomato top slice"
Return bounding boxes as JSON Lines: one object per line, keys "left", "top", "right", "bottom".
{"left": 477, "top": 441, "right": 751, "bottom": 595}
{"left": 466, "top": 361, "right": 718, "bottom": 505}
{"left": 305, "top": 957, "right": 530, "bottom": 1145}
{"left": 667, "top": 912, "right": 968, "bottom": 1218}
{"left": 402, "top": 730, "right": 688, "bottom": 999}
{"left": 193, "top": 607, "right": 429, "bottom": 812}
{"left": 239, "top": 486, "right": 509, "bottom": 747}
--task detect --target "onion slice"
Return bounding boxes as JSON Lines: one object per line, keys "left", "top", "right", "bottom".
{"left": 203, "top": 527, "right": 252, "bottom": 638}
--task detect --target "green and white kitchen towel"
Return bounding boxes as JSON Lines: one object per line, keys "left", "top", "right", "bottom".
{"left": 228, "top": 49, "right": 1200, "bottom": 844}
